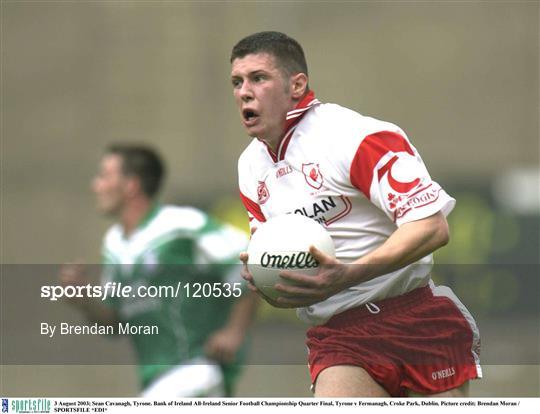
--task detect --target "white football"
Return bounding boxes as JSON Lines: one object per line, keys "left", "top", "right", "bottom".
{"left": 247, "top": 214, "right": 335, "bottom": 300}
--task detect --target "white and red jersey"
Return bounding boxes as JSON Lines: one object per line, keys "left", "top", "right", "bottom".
{"left": 238, "top": 91, "right": 455, "bottom": 325}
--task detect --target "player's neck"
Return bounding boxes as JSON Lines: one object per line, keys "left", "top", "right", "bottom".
{"left": 260, "top": 121, "right": 290, "bottom": 153}
{"left": 261, "top": 95, "right": 306, "bottom": 153}
{"left": 260, "top": 135, "right": 281, "bottom": 154}
{"left": 120, "top": 197, "right": 153, "bottom": 237}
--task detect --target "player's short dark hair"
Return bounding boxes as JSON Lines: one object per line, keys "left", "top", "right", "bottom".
{"left": 230, "top": 31, "right": 308, "bottom": 77}
{"left": 106, "top": 144, "right": 165, "bottom": 198}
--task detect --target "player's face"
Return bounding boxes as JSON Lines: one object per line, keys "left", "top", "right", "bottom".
{"left": 92, "top": 154, "right": 129, "bottom": 216}
{"left": 231, "top": 53, "right": 295, "bottom": 145}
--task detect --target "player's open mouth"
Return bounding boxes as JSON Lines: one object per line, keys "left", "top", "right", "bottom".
{"left": 242, "top": 109, "right": 259, "bottom": 126}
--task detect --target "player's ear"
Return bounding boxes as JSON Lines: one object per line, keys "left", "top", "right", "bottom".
{"left": 125, "top": 176, "right": 142, "bottom": 198}
{"left": 290, "top": 73, "right": 308, "bottom": 99}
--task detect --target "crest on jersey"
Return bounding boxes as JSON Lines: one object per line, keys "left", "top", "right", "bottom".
{"left": 302, "top": 163, "right": 324, "bottom": 190}
{"left": 257, "top": 180, "right": 270, "bottom": 204}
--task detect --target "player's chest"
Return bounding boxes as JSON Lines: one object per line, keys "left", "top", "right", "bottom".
{"left": 255, "top": 157, "right": 351, "bottom": 226}
{"left": 109, "top": 240, "right": 160, "bottom": 280}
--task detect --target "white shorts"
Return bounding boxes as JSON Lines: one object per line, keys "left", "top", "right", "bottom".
{"left": 140, "top": 357, "right": 225, "bottom": 398}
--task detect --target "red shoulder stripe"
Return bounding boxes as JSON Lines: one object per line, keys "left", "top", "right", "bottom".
{"left": 350, "top": 131, "right": 414, "bottom": 199}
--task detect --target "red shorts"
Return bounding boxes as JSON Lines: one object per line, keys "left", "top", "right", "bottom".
{"left": 306, "top": 284, "right": 482, "bottom": 397}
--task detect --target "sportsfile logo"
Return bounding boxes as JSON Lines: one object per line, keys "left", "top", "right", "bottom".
{"left": 8, "top": 399, "right": 50, "bottom": 413}
{"left": 2, "top": 399, "right": 8, "bottom": 413}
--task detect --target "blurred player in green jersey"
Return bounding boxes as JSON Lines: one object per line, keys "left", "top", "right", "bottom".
{"left": 60, "top": 144, "right": 258, "bottom": 397}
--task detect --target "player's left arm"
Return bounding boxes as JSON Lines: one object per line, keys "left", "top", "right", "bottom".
{"left": 273, "top": 128, "right": 454, "bottom": 308}
{"left": 354, "top": 210, "right": 449, "bottom": 274}
{"left": 275, "top": 211, "right": 449, "bottom": 308}
{"left": 204, "top": 290, "right": 259, "bottom": 363}
{"left": 199, "top": 223, "right": 260, "bottom": 363}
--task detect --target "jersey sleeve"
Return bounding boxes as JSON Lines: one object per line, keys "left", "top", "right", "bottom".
{"left": 348, "top": 129, "right": 455, "bottom": 226}
{"left": 238, "top": 151, "right": 266, "bottom": 233}
{"left": 100, "top": 243, "right": 121, "bottom": 310}
{"left": 195, "top": 223, "right": 248, "bottom": 286}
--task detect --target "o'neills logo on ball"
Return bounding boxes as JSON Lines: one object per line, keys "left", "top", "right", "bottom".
{"left": 260, "top": 251, "right": 319, "bottom": 269}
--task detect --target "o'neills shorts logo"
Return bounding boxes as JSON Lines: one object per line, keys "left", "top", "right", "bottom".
{"left": 260, "top": 251, "right": 319, "bottom": 269}
{"left": 431, "top": 367, "right": 456, "bottom": 381}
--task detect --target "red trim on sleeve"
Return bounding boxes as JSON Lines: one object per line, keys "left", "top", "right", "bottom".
{"left": 239, "top": 191, "right": 266, "bottom": 223}
{"left": 350, "top": 131, "right": 415, "bottom": 200}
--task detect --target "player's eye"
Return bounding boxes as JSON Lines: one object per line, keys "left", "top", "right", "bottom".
{"left": 231, "top": 79, "right": 242, "bottom": 88}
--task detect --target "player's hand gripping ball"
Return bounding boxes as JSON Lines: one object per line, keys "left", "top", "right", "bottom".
{"left": 247, "top": 214, "right": 335, "bottom": 300}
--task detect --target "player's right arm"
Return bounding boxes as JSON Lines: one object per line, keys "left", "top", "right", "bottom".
{"left": 237, "top": 147, "right": 272, "bottom": 300}
{"left": 274, "top": 211, "right": 449, "bottom": 308}
{"left": 59, "top": 263, "right": 120, "bottom": 326}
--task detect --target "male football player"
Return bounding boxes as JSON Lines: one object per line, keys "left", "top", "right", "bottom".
{"left": 61, "top": 144, "right": 257, "bottom": 397}
{"left": 232, "top": 31, "right": 481, "bottom": 397}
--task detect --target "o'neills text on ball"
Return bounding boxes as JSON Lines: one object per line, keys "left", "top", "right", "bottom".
{"left": 260, "top": 251, "right": 319, "bottom": 269}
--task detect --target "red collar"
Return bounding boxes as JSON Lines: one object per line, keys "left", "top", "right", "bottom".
{"left": 260, "top": 91, "right": 320, "bottom": 163}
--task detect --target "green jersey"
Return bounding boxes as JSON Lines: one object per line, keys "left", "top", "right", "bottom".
{"left": 101, "top": 204, "right": 248, "bottom": 390}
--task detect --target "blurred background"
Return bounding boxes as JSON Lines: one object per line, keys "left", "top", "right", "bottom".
{"left": 1, "top": 0, "right": 538, "bottom": 397}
